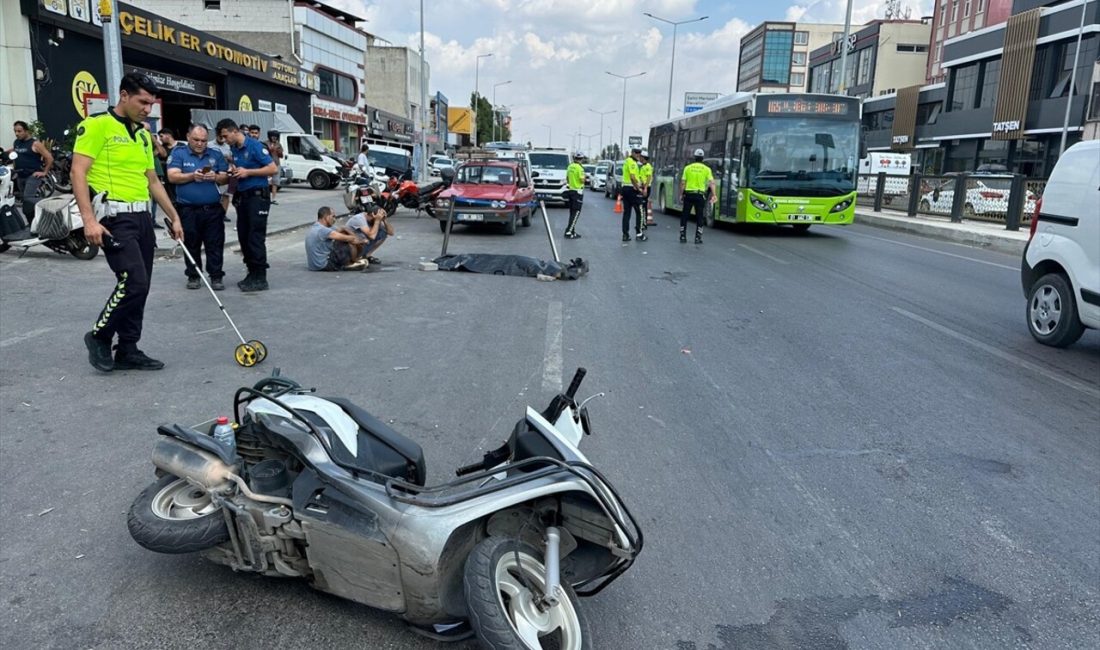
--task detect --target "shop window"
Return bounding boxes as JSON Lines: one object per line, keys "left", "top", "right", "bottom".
{"left": 917, "top": 102, "right": 942, "bottom": 125}
{"left": 204, "top": 0, "right": 221, "bottom": 9}
{"left": 792, "top": 52, "right": 806, "bottom": 66}
{"left": 1090, "top": 82, "right": 1100, "bottom": 120}
{"left": 1029, "top": 46, "right": 1049, "bottom": 101}
{"left": 811, "top": 64, "right": 829, "bottom": 93}
{"left": 845, "top": 55, "right": 858, "bottom": 90}
{"left": 978, "top": 59, "right": 1000, "bottom": 108}
{"left": 794, "top": 31, "right": 809, "bottom": 46}
{"left": 791, "top": 72, "right": 805, "bottom": 87}
{"left": 1049, "top": 42, "right": 1080, "bottom": 99}
{"left": 896, "top": 44, "right": 928, "bottom": 53}
{"left": 858, "top": 49, "right": 873, "bottom": 85}
{"left": 317, "top": 67, "right": 357, "bottom": 103}
{"left": 949, "top": 63, "right": 979, "bottom": 111}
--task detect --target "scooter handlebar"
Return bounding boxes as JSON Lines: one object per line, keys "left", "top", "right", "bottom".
{"left": 565, "top": 367, "right": 586, "bottom": 400}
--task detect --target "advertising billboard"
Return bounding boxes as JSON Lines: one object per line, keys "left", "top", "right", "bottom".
{"left": 684, "top": 92, "right": 719, "bottom": 113}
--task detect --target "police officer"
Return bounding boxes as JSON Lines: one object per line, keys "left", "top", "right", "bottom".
{"left": 564, "top": 151, "right": 586, "bottom": 239}
{"left": 9, "top": 120, "right": 53, "bottom": 217}
{"left": 679, "top": 148, "right": 716, "bottom": 244}
{"left": 620, "top": 146, "right": 645, "bottom": 242}
{"left": 73, "top": 72, "right": 184, "bottom": 373}
{"left": 215, "top": 119, "right": 277, "bottom": 292}
{"left": 639, "top": 150, "right": 654, "bottom": 226}
{"left": 168, "top": 124, "right": 229, "bottom": 291}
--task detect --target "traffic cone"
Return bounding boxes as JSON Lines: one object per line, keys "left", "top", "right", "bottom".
{"left": 645, "top": 200, "right": 655, "bottom": 225}
{"left": 614, "top": 195, "right": 623, "bottom": 213}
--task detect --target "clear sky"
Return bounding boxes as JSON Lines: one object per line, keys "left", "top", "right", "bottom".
{"left": 332, "top": 0, "right": 932, "bottom": 154}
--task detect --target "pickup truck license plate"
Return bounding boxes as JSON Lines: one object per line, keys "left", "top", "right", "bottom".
{"left": 456, "top": 213, "right": 483, "bottom": 222}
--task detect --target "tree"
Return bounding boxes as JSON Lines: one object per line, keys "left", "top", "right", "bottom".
{"left": 600, "top": 144, "right": 622, "bottom": 161}
{"left": 470, "top": 92, "right": 511, "bottom": 145}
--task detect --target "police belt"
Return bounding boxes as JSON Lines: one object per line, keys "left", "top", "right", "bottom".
{"left": 177, "top": 202, "right": 223, "bottom": 210}
{"left": 105, "top": 200, "right": 151, "bottom": 215}
{"left": 234, "top": 187, "right": 269, "bottom": 199}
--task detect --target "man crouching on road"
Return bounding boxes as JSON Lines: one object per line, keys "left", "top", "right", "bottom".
{"left": 345, "top": 205, "right": 393, "bottom": 265}
{"left": 305, "top": 206, "right": 367, "bottom": 271}
{"left": 75, "top": 72, "right": 184, "bottom": 373}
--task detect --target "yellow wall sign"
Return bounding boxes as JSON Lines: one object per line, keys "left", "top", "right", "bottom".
{"left": 238, "top": 95, "right": 253, "bottom": 112}
{"left": 72, "top": 70, "right": 101, "bottom": 118}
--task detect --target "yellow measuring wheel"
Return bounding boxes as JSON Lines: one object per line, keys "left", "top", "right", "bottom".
{"left": 247, "top": 340, "right": 268, "bottom": 363}
{"left": 234, "top": 343, "right": 261, "bottom": 367}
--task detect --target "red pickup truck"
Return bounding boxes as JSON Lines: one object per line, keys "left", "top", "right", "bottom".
{"left": 435, "top": 160, "right": 535, "bottom": 235}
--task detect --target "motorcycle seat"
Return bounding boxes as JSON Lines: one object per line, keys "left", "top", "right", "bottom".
{"left": 322, "top": 397, "right": 427, "bottom": 485}
{"left": 417, "top": 182, "right": 444, "bottom": 196}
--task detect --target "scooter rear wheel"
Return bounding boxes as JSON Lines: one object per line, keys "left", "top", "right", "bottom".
{"left": 127, "top": 475, "right": 230, "bottom": 554}
{"left": 464, "top": 537, "right": 591, "bottom": 650}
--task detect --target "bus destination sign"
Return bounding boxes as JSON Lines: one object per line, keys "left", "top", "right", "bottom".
{"left": 764, "top": 99, "right": 850, "bottom": 116}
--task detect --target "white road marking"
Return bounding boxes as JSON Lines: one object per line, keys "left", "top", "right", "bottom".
{"left": 0, "top": 327, "right": 55, "bottom": 349}
{"left": 541, "top": 300, "right": 563, "bottom": 393}
{"left": 845, "top": 229, "right": 1018, "bottom": 271}
{"left": 737, "top": 243, "right": 789, "bottom": 265}
{"left": 892, "top": 306, "right": 1100, "bottom": 399}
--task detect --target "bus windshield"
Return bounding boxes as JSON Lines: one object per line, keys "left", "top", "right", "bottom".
{"left": 746, "top": 118, "right": 859, "bottom": 196}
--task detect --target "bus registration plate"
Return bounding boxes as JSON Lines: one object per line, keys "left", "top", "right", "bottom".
{"left": 789, "top": 214, "right": 814, "bottom": 222}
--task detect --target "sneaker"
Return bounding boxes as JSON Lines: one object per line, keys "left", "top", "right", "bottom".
{"left": 622, "top": 233, "right": 631, "bottom": 242}
{"left": 695, "top": 232, "right": 703, "bottom": 244}
{"left": 84, "top": 332, "right": 114, "bottom": 372}
{"left": 113, "top": 349, "right": 165, "bottom": 371}
{"left": 565, "top": 231, "right": 581, "bottom": 239}
{"left": 211, "top": 279, "right": 225, "bottom": 291}
{"left": 186, "top": 277, "right": 201, "bottom": 290}
{"left": 366, "top": 256, "right": 381, "bottom": 265}
{"left": 344, "top": 259, "right": 369, "bottom": 270}
{"left": 680, "top": 231, "right": 687, "bottom": 243}
{"left": 636, "top": 232, "right": 648, "bottom": 242}
{"left": 270, "top": 200, "right": 279, "bottom": 206}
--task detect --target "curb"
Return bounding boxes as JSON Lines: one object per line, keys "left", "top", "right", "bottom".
{"left": 154, "top": 220, "right": 312, "bottom": 252}
{"left": 855, "top": 212, "right": 1027, "bottom": 257}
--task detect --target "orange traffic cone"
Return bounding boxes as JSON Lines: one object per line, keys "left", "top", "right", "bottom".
{"left": 645, "top": 200, "right": 655, "bottom": 225}
{"left": 614, "top": 195, "right": 623, "bottom": 213}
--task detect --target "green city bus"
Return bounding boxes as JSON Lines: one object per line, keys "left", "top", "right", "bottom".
{"left": 648, "top": 93, "right": 863, "bottom": 230}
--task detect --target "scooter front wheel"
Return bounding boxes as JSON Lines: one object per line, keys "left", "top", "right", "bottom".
{"left": 127, "top": 475, "right": 230, "bottom": 554}
{"left": 464, "top": 537, "right": 591, "bottom": 650}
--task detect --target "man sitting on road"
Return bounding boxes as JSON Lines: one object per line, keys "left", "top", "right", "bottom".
{"left": 305, "top": 206, "right": 367, "bottom": 272}
{"left": 345, "top": 205, "right": 393, "bottom": 265}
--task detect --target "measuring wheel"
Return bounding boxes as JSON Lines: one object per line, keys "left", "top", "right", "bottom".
{"left": 247, "top": 340, "right": 268, "bottom": 363}
{"left": 234, "top": 342, "right": 261, "bottom": 367}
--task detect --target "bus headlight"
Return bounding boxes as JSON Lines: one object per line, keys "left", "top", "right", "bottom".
{"left": 750, "top": 196, "right": 772, "bottom": 211}
{"left": 830, "top": 198, "right": 853, "bottom": 213}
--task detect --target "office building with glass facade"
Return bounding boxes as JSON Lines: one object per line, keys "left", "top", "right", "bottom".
{"left": 737, "top": 21, "right": 844, "bottom": 93}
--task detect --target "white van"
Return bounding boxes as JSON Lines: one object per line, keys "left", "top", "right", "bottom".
{"left": 365, "top": 143, "right": 413, "bottom": 184}
{"left": 279, "top": 133, "right": 344, "bottom": 190}
{"left": 1021, "top": 139, "right": 1100, "bottom": 347}
{"left": 527, "top": 149, "right": 570, "bottom": 205}
{"left": 858, "top": 152, "right": 910, "bottom": 197}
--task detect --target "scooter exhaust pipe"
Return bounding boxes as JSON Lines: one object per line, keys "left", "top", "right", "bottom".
{"left": 152, "top": 437, "right": 233, "bottom": 490}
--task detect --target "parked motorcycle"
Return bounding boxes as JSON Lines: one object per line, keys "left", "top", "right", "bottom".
{"left": 340, "top": 163, "right": 387, "bottom": 216}
{"left": 45, "top": 129, "right": 74, "bottom": 194}
{"left": 395, "top": 168, "right": 454, "bottom": 216}
{"left": 127, "top": 368, "right": 642, "bottom": 648}
{"left": 0, "top": 152, "right": 98, "bottom": 259}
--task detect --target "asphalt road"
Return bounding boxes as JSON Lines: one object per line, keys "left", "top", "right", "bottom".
{"left": 1, "top": 189, "right": 1097, "bottom": 649}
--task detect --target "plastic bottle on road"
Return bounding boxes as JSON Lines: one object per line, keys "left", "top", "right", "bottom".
{"left": 212, "top": 416, "right": 236, "bottom": 455}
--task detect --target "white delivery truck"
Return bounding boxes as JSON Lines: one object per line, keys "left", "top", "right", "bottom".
{"left": 527, "top": 149, "right": 570, "bottom": 205}
{"left": 858, "top": 152, "right": 911, "bottom": 200}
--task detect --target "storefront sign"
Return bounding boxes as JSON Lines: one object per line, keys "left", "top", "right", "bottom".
{"left": 126, "top": 65, "right": 215, "bottom": 99}
{"left": 71, "top": 70, "right": 101, "bottom": 118}
{"left": 992, "top": 120, "right": 1021, "bottom": 134}
{"left": 275, "top": 103, "right": 287, "bottom": 114}
{"left": 35, "top": 1, "right": 317, "bottom": 91}
{"left": 257, "top": 99, "right": 273, "bottom": 112}
{"left": 367, "top": 108, "right": 413, "bottom": 142}
{"left": 832, "top": 33, "right": 857, "bottom": 55}
{"left": 892, "top": 135, "right": 910, "bottom": 145}
{"left": 447, "top": 107, "right": 472, "bottom": 136}
{"left": 312, "top": 104, "right": 367, "bottom": 125}
{"left": 239, "top": 95, "right": 253, "bottom": 111}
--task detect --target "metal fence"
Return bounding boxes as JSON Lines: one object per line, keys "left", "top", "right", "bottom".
{"left": 856, "top": 172, "right": 1046, "bottom": 231}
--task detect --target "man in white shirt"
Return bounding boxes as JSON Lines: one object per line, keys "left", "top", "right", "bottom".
{"left": 356, "top": 143, "right": 374, "bottom": 179}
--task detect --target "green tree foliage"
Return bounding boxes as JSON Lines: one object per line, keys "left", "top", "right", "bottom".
{"left": 470, "top": 92, "right": 511, "bottom": 145}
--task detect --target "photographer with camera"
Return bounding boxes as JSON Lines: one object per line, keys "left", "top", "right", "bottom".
{"left": 167, "top": 124, "right": 229, "bottom": 290}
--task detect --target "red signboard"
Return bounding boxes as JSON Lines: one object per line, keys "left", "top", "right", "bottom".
{"left": 312, "top": 105, "right": 367, "bottom": 125}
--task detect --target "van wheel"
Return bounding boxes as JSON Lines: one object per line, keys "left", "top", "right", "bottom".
{"left": 1027, "top": 273, "right": 1085, "bottom": 347}
{"left": 308, "top": 170, "right": 331, "bottom": 190}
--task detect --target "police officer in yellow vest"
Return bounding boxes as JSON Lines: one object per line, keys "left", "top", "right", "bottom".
{"left": 639, "top": 150, "right": 654, "bottom": 225}
{"left": 620, "top": 146, "right": 646, "bottom": 242}
{"left": 679, "top": 148, "right": 716, "bottom": 244}
{"left": 74, "top": 72, "right": 184, "bottom": 373}
{"left": 564, "top": 151, "right": 586, "bottom": 239}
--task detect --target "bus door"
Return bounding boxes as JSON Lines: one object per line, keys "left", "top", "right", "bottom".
{"left": 721, "top": 120, "right": 744, "bottom": 219}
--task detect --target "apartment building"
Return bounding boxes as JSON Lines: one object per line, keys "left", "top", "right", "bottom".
{"left": 737, "top": 21, "right": 844, "bottom": 93}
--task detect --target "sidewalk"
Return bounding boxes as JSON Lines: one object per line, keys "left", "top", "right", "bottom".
{"left": 854, "top": 207, "right": 1029, "bottom": 256}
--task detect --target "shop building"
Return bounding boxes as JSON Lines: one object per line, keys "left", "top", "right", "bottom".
{"left": 809, "top": 19, "right": 933, "bottom": 99}
{"left": 862, "top": 0, "right": 1097, "bottom": 178}
{"left": 17, "top": 1, "right": 314, "bottom": 140}
{"left": 927, "top": 0, "right": 1014, "bottom": 82}
{"left": 737, "top": 21, "right": 844, "bottom": 93}
{"left": 132, "top": 0, "right": 375, "bottom": 154}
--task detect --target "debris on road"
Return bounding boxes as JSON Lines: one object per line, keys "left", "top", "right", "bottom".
{"left": 37, "top": 508, "right": 54, "bottom": 517}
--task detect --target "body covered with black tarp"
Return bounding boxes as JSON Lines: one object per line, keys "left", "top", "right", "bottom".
{"left": 433, "top": 254, "right": 588, "bottom": 280}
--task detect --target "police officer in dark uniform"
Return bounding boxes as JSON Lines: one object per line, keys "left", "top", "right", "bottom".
{"left": 215, "top": 119, "right": 277, "bottom": 292}
{"left": 168, "top": 124, "right": 229, "bottom": 291}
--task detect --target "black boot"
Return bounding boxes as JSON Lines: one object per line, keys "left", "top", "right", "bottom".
{"left": 84, "top": 331, "right": 114, "bottom": 372}
{"left": 237, "top": 272, "right": 254, "bottom": 291}
{"left": 242, "top": 270, "right": 268, "bottom": 292}
{"left": 695, "top": 229, "right": 703, "bottom": 244}
{"left": 679, "top": 228, "right": 687, "bottom": 243}
{"left": 622, "top": 233, "right": 631, "bottom": 242}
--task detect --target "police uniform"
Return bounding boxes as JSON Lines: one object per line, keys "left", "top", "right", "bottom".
{"left": 620, "top": 154, "right": 645, "bottom": 240}
{"left": 230, "top": 136, "right": 274, "bottom": 289}
{"left": 681, "top": 157, "right": 714, "bottom": 243}
{"left": 168, "top": 145, "right": 229, "bottom": 286}
{"left": 564, "top": 157, "right": 586, "bottom": 238}
{"left": 74, "top": 111, "right": 158, "bottom": 358}
{"left": 639, "top": 158, "right": 653, "bottom": 223}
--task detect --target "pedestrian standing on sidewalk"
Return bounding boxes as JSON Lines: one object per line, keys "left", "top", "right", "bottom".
{"left": 73, "top": 72, "right": 184, "bottom": 373}
{"left": 679, "top": 148, "right": 716, "bottom": 245}
{"left": 8, "top": 121, "right": 53, "bottom": 217}
{"left": 216, "top": 118, "right": 277, "bottom": 292}
{"left": 639, "top": 150, "right": 654, "bottom": 226}
{"left": 266, "top": 130, "right": 284, "bottom": 204}
{"left": 564, "top": 151, "right": 586, "bottom": 239}
{"left": 620, "top": 146, "right": 645, "bottom": 241}
{"left": 167, "top": 124, "right": 229, "bottom": 291}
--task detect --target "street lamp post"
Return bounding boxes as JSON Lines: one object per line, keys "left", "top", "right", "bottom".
{"left": 644, "top": 12, "right": 708, "bottom": 119}
{"left": 541, "top": 123, "right": 552, "bottom": 147}
{"left": 606, "top": 71, "right": 645, "bottom": 153}
{"left": 473, "top": 53, "right": 493, "bottom": 148}
{"left": 419, "top": 0, "right": 428, "bottom": 182}
{"left": 492, "top": 80, "right": 511, "bottom": 143}
{"left": 588, "top": 108, "right": 617, "bottom": 162}
{"left": 838, "top": 0, "right": 854, "bottom": 94}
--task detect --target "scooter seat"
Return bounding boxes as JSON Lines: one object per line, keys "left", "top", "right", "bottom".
{"left": 323, "top": 397, "right": 427, "bottom": 485}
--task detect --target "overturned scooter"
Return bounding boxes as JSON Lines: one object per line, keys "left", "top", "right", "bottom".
{"left": 127, "top": 368, "right": 642, "bottom": 648}
{"left": 0, "top": 151, "right": 98, "bottom": 259}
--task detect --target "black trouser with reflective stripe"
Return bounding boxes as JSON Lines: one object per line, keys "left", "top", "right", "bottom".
{"left": 234, "top": 188, "right": 270, "bottom": 275}
{"left": 92, "top": 211, "right": 155, "bottom": 348}
{"left": 681, "top": 192, "right": 707, "bottom": 230}
{"left": 179, "top": 203, "right": 226, "bottom": 280}
{"left": 565, "top": 189, "right": 583, "bottom": 233}
{"left": 621, "top": 187, "right": 644, "bottom": 234}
